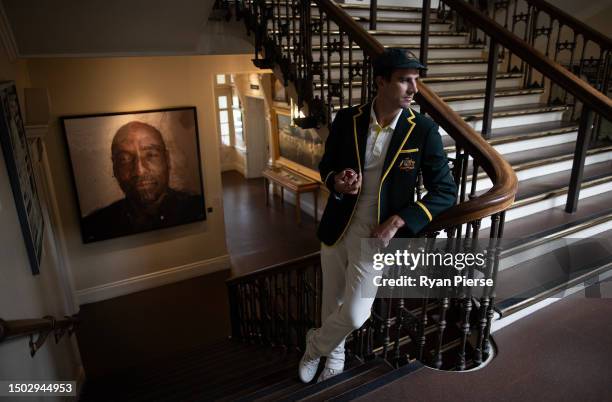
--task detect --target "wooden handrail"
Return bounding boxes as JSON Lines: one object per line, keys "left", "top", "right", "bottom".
{"left": 444, "top": 0, "right": 612, "bottom": 122}
{"left": 527, "top": 0, "right": 612, "bottom": 51}
{"left": 0, "top": 316, "right": 78, "bottom": 343}
{"left": 416, "top": 84, "right": 517, "bottom": 231}
{"left": 315, "top": 0, "right": 517, "bottom": 233}
{"left": 227, "top": 251, "right": 320, "bottom": 283}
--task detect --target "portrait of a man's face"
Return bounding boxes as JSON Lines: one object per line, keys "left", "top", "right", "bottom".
{"left": 61, "top": 107, "right": 206, "bottom": 243}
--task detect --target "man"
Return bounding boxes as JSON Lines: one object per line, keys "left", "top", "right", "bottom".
{"left": 298, "top": 48, "right": 457, "bottom": 383}
{"left": 82, "top": 121, "right": 204, "bottom": 242}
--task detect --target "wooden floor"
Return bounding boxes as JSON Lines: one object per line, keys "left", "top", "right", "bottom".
{"left": 222, "top": 170, "right": 320, "bottom": 277}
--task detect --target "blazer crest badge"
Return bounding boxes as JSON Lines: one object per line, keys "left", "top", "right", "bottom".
{"left": 398, "top": 157, "right": 416, "bottom": 171}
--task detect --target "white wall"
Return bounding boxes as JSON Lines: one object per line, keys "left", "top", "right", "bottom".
{"left": 0, "top": 43, "right": 82, "bottom": 393}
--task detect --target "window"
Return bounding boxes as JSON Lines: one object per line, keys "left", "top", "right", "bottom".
{"left": 214, "top": 74, "right": 244, "bottom": 148}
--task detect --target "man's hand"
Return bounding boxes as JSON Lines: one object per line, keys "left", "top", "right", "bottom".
{"left": 371, "top": 215, "right": 405, "bottom": 247}
{"left": 334, "top": 169, "right": 361, "bottom": 195}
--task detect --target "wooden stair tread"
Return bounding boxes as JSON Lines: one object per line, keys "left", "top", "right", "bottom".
{"left": 443, "top": 120, "right": 578, "bottom": 148}
{"left": 513, "top": 160, "right": 612, "bottom": 202}
{"left": 464, "top": 142, "right": 610, "bottom": 179}
{"left": 314, "top": 71, "right": 522, "bottom": 87}
{"left": 499, "top": 142, "right": 609, "bottom": 171}
{"left": 265, "top": 1, "right": 439, "bottom": 12}
{"left": 311, "top": 57, "right": 494, "bottom": 69}
{"left": 294, "top": 43, "right": 485, "bottom": 50}
{"left": 427, "top": 57, "right": 494, "bottom": 64}
{"left": 501, "top": 191, "right": 612, "bottom": 241}
{"left": 280, "top": 358, "right": 393, "bottom": 401}
{"left": 422, "top": 71, "right": 522, "bottom": 81}
{"left": 275, "top": 15, "right": 448, "bottom": 24}
{"left": 458, "top": 102, "right": 567, "bottom": 120}
{"left": 352, "top": 16, "right": 448, "bottom": 23}
{"left": 302, "top": 363, "right": 393, "bottom": 401}
{"left": 436, "top": 87, "right": 543, "bottom": 102}
{"left": 336, "top": 3, "right": 436, "bottom": 12}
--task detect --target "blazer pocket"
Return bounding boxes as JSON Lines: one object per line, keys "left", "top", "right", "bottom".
{"left": 399, "top": 148, "right": 419, "bottom": 154}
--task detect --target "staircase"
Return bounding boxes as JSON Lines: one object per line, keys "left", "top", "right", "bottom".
{"left": 258, "top": 0, "right": 612, "bottom": 317}
{"left": 79, "top": 1, "right": 611, "bottom": 400}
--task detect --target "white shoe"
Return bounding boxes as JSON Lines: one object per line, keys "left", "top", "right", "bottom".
{"left": 317, "top": 366, "right": 343, "bottom": 383}
{"left": 298, "top": 329, "right": 320, "bottom": 383}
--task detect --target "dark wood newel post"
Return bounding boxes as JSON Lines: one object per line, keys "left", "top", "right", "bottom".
{"left": 419, "top": 0, "right": 431, "bottom": 77}
{"left": 566, "top": 107, "right": 593, "bottom": 213}
{"left": 482, "top": 38, "right": 499, "bottom": 139}
{"left": 369, "top": 0, "right": 378, "bottom": 30}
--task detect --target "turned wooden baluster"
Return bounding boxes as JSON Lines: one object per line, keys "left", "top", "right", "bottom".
{"left": 433, "top": 297, "right": 450, "bottom": 369}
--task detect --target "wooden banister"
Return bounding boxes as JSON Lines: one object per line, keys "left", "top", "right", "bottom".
{"left": 443, "top": 0, "right": 612, "bottom": 122}
{"left": 416, "top": 83, "right": 517, "bottom": 232}
{"left": 227, "top": 252, "right": 320, "bottom": 283}
{"left": 527, "top": 0, "right": 612, "bottom": 51}
{"left": 0, "top": 315, "right": 78, "bottom": 356}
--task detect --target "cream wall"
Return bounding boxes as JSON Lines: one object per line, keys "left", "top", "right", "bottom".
{"left": 0, "top": 45, "right": 82, "bottom": 389}
{"left": 26, "top": 54, "right": 260, "bottom": 301}
{"left": 583, "top": 3, "right": 612, "bottom": 38}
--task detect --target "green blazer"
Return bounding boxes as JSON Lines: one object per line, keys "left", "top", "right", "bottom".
{"left": 317, "top": 102, "right": 457, "bottom": 246}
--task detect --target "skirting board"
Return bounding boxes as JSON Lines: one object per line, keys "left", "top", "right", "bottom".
{"left": 76, "top": 254, "right": 231, "bottom": 305}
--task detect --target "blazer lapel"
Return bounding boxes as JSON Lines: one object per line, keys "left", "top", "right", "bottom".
{"left": 352, "top": 102, "right": 371, "bottom": 173}
{"left": 381, "top": 108, "right": 417, "bottom": 177}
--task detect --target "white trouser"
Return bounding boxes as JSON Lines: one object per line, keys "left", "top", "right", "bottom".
{"left": 311, "top": 217, "right": 379, "bottom": 370}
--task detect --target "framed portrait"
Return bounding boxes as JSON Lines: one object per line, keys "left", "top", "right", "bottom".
{"left": 61, "top": 107, "right": 206, "bottom": 243}
{"left": 0, "top": 81, "right": 45, "bottom": 274}
{"left": 275, "top": 109, "right": 324, "bottom": 172}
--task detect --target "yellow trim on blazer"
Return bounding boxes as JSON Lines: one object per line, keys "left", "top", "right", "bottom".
{"left": 416, "top": 200, "right": 433, "bottom": 221}
{"left": 331, "top": 103, "right": 367, "bottom": 246}
{"left": 399, "top": 148, "right": 419, "bottom": 154}
{"left": 377, "top": 108, "right": 417, "bottom": 224}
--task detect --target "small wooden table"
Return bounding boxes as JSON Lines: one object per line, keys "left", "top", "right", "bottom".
{"left": 262, "top": 166, "right": 320, "bottom": 225}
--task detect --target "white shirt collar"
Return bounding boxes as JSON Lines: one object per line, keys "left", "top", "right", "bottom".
{"left": 370, "top": 97, "right": 404, "bottom": 132}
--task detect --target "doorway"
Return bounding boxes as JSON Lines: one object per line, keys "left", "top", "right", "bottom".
{"left": 214, "top": 72, "right": 319, "bottom": 275}
{"left": 243, "top": 96, "right": 268, "bottom": 178}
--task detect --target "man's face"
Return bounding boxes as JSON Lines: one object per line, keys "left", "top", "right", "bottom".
{"left": 112, "top": 127, "right": 170, "bottom": 206}
{"left": 376, "top": 68, "right": 420, "bottom": 109}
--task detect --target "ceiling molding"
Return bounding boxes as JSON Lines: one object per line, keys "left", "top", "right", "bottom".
{"left": 0, "top": 1, "right": 18, "bottom": 61}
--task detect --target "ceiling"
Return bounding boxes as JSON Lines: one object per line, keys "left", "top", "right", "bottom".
{"left": 1, "top": 0, "right": 608, "bottom": 58}
{"left": 1, "top": 0, "right": 253, "bottom": 57}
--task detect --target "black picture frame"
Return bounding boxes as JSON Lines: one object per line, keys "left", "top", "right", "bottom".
{"left": 60, "top": 107, "right": 206, "bottom": 243}
{"left": 0, "top": 81, "right": 45, "bottom": 274}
